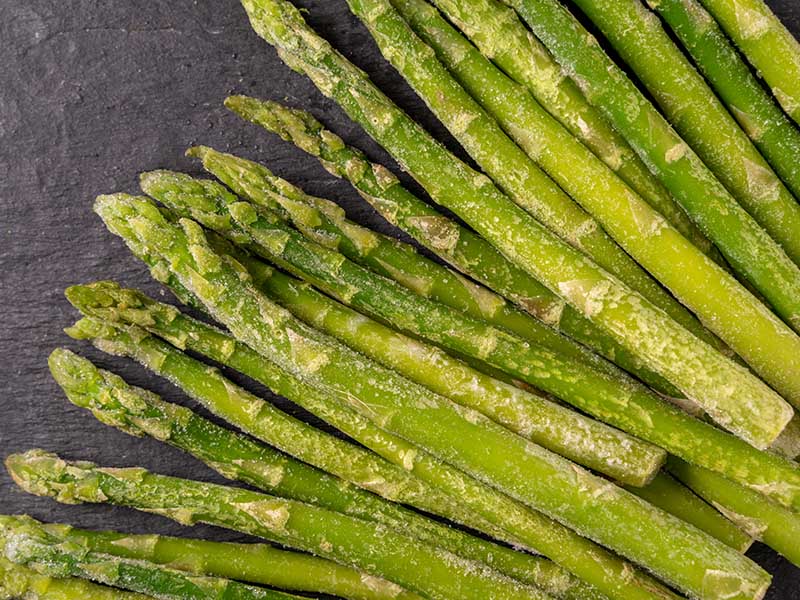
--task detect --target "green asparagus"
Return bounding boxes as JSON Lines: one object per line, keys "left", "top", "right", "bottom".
{"left": 97, "top": 193, "right": 770, "bottom": 600}
{"left": 346, "top": 0, "right": 714, "bottom": 345}
{"left": 1, "top": 518, "right": 306, "bottom": 600}
{"left": 370, "top": 0, "right": 748, "bottom": 362}
{"left": 568, "top": 0, "right": 800, "bottom": 267}
{"left": 0, "top": 555, "right": 150, "bottom": 600}
{"left": 50, "top": 341, "right": 602, "bottom": 600}
{"left": 503, "top": 0, "right": 800, "bottom": 341}
{"left": 624, "top": 473, "right": 752, "bottom": 552}
{"left": 0, "top": 515, "right": 421, "bottom": 600}
{"left": 189, "top": 143, "right": 677, "bottom": 395}
{"left": 667, "top": 458, "right": 800, "bottom": 566}
{"left": 232, "top": 0, "right": 796, "bottom": 447}
{"left": 142, "top": 171, "right": 667, "bottom": 486}
{"left": 6, "top": 450, "right": 554, "bottom": 600}
{"left": 697, "top": 0, "right": 800, "bottom": 125}
{"left": 140, "top": 169, "right": 800, "bottom": 510}
{"left": 651, "top": 0, "right": 800, "bottom": 201}
{"left": 429, "top": 0, "right": 717, "bottom": 258}
{"left": 67, "top": 281, "right": 680, "bottom": 600}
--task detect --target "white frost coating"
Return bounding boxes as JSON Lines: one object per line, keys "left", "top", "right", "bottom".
{"left": 235, "top": 500, "right": 291, "bottom": 532}
{"left": 557, "top": 279, "right": 609, "bottom": 317}
{"left": 710, "top": 501, "right": 767, "bottom": 539}
{"left": 286, "top": 328, "right": 330, "bottom": 374}
{"left": 702, "top": 568, "right": 767, "bottom": 600}
{"left": 406, "top": 215, "right": 460, "bottom": 251}
{"left": 400, "top": 448, "right": 417, "bottom": 471}
{"left": 742, "top": 157, "right": 780, "bottom": 202}
{"left": 732, "top": 2, "right": 771, "bottom": 39}
{"left": 664, "top": 142, "right": 689, "bottom": 164}
{"left": 360, "top": 574, "right": 404, "bottom": 598}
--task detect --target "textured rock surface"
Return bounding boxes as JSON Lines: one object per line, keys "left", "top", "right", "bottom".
{"left": 0, "top": 0, "right": 797, "bottom": 597}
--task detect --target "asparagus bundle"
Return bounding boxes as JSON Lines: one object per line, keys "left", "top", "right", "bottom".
{"left": 0, "top": 515, "right": 421, "bottom": 600}
{"left": 94, "top": 193, "right": 770, "bottom": 600}
{"left": 697, "top": 0, "right": 800, "bottom": 125}
{"left": 503, "top": 0, "right": 800, "bottom": 341}
{"left": 667, "top": 459, "right": 800, "bottom": 566}
{"left": 140, "top": 166, "right": 800, "bottom": 511}
{"left": 568, "top": 0, "right": 800, "bottom": 267}
{"left": 0, "top": 555, "right": 151, "bottom": 600}
{"left": 428, "top": 0, "right": 717, "bottom": 257}
{"left": 346, "top": 0, "right": 712, "bottom": 345}
{"left": 65, "top": 282, "right": 684, "bottom": 600}
{"left": 142, "top": 171, "right": 667, "bottom": 486}
{"left": 234, "top": 0, "right": 795, "bottom": 448}
{"left": 6, "top": 450, "right": 552, "bottom": 600}
{"left": 1, "top": 518, "right": 307, "bottom": 600}
{"left": 50, "top": 342, "right": 601, "bottom": 600}
{"left": 356, "top": 0, "right": 748, "bottom": 361}
{"left": 190, "top": 143, "right": 676, "bottom": 395}
{"left": 651, "top": 0, "right": 800, "bottom": 200}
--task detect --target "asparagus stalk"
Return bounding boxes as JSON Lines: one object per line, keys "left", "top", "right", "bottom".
{"left": 6, "top": 451, "right": 554, "bottom": 600}
{"left": 50, "top": 342, "right": 600, "bottom": 600}
{"left": 231, "top": 0, "right": 795, "bottom": 447}
{"left": 141, "top": 169, "right": 800, "bottom": 511}
{"left": 143, "top": 172, "right": 667, "bottom": 487}
{"left": 67, "top": 281, "right": 679, "bottom": 600}
{"left": 347, "top": 0, "right": 715, "bottom": 344}
{"left": 697, "top": 0, "right": 800, "bottom": 125}
{"left": 97, "top": 193, "right": 770, "bottom": 600}
{"left": 569, "top": 0, "right": 800, "bottom": 268}
{"left": 1, "top": 520, "right": 306, "bottom": 600}
{"left": 503, "top": 0, "right": 800, "bottom": 340}
{"left": 428, "top": 0, "right": 717, "bottom": 258}
{"left": 667, "top": 458, "right": 800, "bottom": 566}
{"left": 190, "top": 143, "right": 677, "bottom": 396}
{"left": 0, "top": 555, "right": 150, "bottom": 600}
{"left": 388, "top": 0, "right": 751, "bottom": 357}
{"left": 650, "top": 0, "right": 800, "bottom": 201}
{"left": 624, "top": 473, "right": 752, "bottom": 552}
{"left": 0, "top": 515, "right": 417, "bottom": 600}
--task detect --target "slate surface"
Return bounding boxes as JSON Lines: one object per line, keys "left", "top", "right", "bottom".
{"left": 0, "top": 0, "right": 798, "bottom": 598}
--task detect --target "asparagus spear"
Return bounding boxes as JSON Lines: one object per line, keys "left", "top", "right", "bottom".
{"left": 190, "top": 143, "right": 677, "bottom": 396}
{"left": 97, "top": 193, "right": 770, "bottom": 600}
{"left": 232, "top": 0, "right": 795, "bottom": 447}
{"left": 50, "top": 342, "right": 600, "bottom": 600}
{"left": 1, "top": 519, "right": 306, "bottom": 600}
{"left": 667, "top": 458, "right": 800, "bottom": 566}
{"left": 347, "top": 0, "right": 715, "bottom": 344}
{"left": 7, "top": 450, "right": 554, "bottom": 600}
{"left": 359, "top": 0, "right": 747, "bottom": 363}
{"left": 388, "top": 0, "right": 761, "bottom": 360}
{"left": 140, "top": 169, "right": 800, "bottom": 510}
{"left": 0, "top": 555, "right": 150, "bottom": 600}
{"left": 623, "top": 473, "right": 751, "bottom": 552}
{"left": 697, "top": 0, "right": 800, "bottom": 125}
{"left": 503, "top": 0, "right": 800, "bottom": 339}
{"left": 67, "top": 282, "right": 680, "bottom": 600}
{"left": 428, "top": 0, "right": 717, "bottom": 258}
{"left": 650, "top": 0, "right": 800, "bottom": 201}
{"left": 568, "top": 0, "right": 800, "bottom": 268}
{"left": 143, "top": 172, "right": 667, "bottom": 486}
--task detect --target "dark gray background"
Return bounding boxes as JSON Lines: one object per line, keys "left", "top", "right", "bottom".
{"left": 1, "top": 0, "right": 798, "bottom": 597}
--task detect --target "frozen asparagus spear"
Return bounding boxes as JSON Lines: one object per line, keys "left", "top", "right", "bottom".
{"left": 5, "top": 450, "right": 552, "bottom": 600}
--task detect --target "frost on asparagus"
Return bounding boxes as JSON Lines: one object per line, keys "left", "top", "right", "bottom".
{"left": 94, "top": 193, "right": 768, "bottom": 600}
{"left": 5, "top": 450, "right": 553, "bottom": 600}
